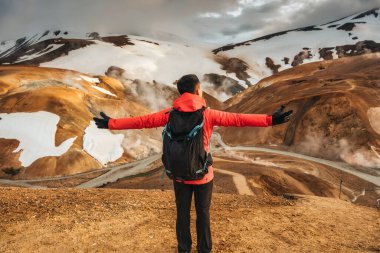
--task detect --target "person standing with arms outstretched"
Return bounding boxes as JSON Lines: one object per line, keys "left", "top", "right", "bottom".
{"left": 94, "top": 74, "right": 293, "bottom": 253}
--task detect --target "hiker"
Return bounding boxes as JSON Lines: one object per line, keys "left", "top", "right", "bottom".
{"left": 93, "top": 74, "right": 293, "bottom": 253}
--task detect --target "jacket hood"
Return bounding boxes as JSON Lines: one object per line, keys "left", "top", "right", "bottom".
{"left": 173, "top": 92, "right": 207, "bottom": 112}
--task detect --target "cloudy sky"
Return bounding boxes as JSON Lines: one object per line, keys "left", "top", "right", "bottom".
{"left": 0, "top": 0, "right": 379, "bottom": 45}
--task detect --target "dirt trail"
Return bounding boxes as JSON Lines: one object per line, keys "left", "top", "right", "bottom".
{"left": 212, "top": 133, "right": 380, "bottom": 187}
{"left": 0, "top": 154, "right": 161, "bottom": 188}
{"left": 76, "top": 154, "right": 161, "bottom": 188}
{"left": 213, "top": 166, "right": 253, "bottom": 195}
{"left": 0, "top": 188, "right": 379, "bottom": 253}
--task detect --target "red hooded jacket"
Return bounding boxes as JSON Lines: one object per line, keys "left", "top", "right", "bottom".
{"left": 108, "top": 92, "right": 272, "bottom": 185}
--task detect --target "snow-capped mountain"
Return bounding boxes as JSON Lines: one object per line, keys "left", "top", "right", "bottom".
{"left": 0, "top": 31, "right": 246, "bottom": 101}
{"left": 213, "top": 8, "right": 380, "bottom": 82}
{"left": 0, "top": 8, "right": 379, "bottom": 101}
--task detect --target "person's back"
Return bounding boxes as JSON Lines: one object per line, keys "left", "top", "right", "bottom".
{"left": 94, "top": 74, "right": 292, "bottom": 253}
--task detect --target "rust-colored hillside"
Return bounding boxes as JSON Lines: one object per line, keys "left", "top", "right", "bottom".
{"left": 221, "top": 54, "right": 380, "bottom": 168}
{"left": 0, "top": 66, "right": 157, "bottom": 178}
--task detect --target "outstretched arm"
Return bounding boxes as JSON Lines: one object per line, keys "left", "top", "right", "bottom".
{"left": 209, "top": 109, "right": 272, "bottom": 127}
{"left": 209, "top": 105, "right": 292, "bottom": 127}
{"left": 94, "top": 108, "right": 171, "bottom": 130}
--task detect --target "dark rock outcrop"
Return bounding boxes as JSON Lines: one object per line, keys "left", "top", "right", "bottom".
{"left": 0, "top": 38, "right": 94, "bottom": 66}
{"left": 265, "top": 57, "right": 281, "bottom": 74}
{"left": 214, "top": 56, "right": 252, "bottom": 86}
{"left": 291, "top": 50, "right": 312, "bottom": 67}
{"left": 319, "top": 40, "right": 380, "bottom": 60}
{"left": 337, "top": 22, "right": 366, "bottom": 31}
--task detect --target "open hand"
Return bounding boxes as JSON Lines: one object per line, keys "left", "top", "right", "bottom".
{"left": 93, "top": 112, "right": 111, "bottom": 129}
{"left": 271, "top": 105, "right": 293, "bottom": 125}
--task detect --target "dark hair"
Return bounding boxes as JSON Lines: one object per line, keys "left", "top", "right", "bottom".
{"left": 176, "top": 74, "right": 200, "bottom": 94}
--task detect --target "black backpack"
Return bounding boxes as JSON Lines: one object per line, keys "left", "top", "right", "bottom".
{"left": 162, "top": 107, "right": 213, "bottom": 181}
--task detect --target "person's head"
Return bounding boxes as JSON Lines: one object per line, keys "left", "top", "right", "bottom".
{"left": 176, "top": 74, "right": 202, "bottom": 97}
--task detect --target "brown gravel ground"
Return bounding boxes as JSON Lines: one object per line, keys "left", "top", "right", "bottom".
{"left": 0, "top": 187, "right": 379, "bottom": 252}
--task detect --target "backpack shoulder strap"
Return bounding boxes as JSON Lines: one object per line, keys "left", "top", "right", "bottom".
{"left": 186, "top": 107, "right": 207, "bottom": 138}
{"left": 187, "top": 120, "right": 204, "bottom": 138}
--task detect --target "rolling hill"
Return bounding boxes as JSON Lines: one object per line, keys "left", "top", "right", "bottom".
{"left": 220, "top": 54, "right": 380, "bottom": 172}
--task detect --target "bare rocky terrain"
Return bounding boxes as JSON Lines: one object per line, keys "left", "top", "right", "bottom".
{"left": 0, "top": 188, "right": 379, "bottom": 253}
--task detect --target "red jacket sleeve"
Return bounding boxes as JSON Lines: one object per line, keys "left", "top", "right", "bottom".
{"left": 208, "top": 109, "right": 272, "bottom": 127}
{"left": 108, "top": 108, "right": 171, "bottom": 130}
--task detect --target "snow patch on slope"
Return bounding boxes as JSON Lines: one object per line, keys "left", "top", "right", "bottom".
{"left": 91, "top": 86, "right": 116, "bottom": 97}
{"left": 83, "top": 121, "right": 124, "bottom": 166}
{"left": 0, "top": 111, "right": 76, "bottom": 167}
{"left": 80, "top": 75, "right": 100, "bottom": 83}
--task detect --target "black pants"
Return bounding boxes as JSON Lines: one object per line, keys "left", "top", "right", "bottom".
{"left": 173, "top": 180, "right": 213, "bottom": 253}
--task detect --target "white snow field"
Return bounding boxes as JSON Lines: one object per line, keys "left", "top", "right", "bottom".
{"left": 41, "top": 36, "right": 226, "bottom": 87}
{"left": 83, "top": 121, "right": 124, "bottom": 166}
{"left": 215, "top": 9, "right": 380, "bottom": 79}
{"left": 0, "top": 111, "right": 76, "bottom": 167}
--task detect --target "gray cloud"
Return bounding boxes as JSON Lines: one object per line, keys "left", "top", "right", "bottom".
{"left": 263, "top": 0, "right": 380, "bottom": 33}
{"left": 221, "top": 23, "right": 258, "bottom": 36}
{"left": 0, "top": 0, "right": 379, "bottom": 45}
{"left": 0, "top": 0, "right": 13, "bottom": 22}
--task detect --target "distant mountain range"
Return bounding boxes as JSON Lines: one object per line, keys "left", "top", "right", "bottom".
{"left": 0, "top": 8, "right": 379, "bottom": 101}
